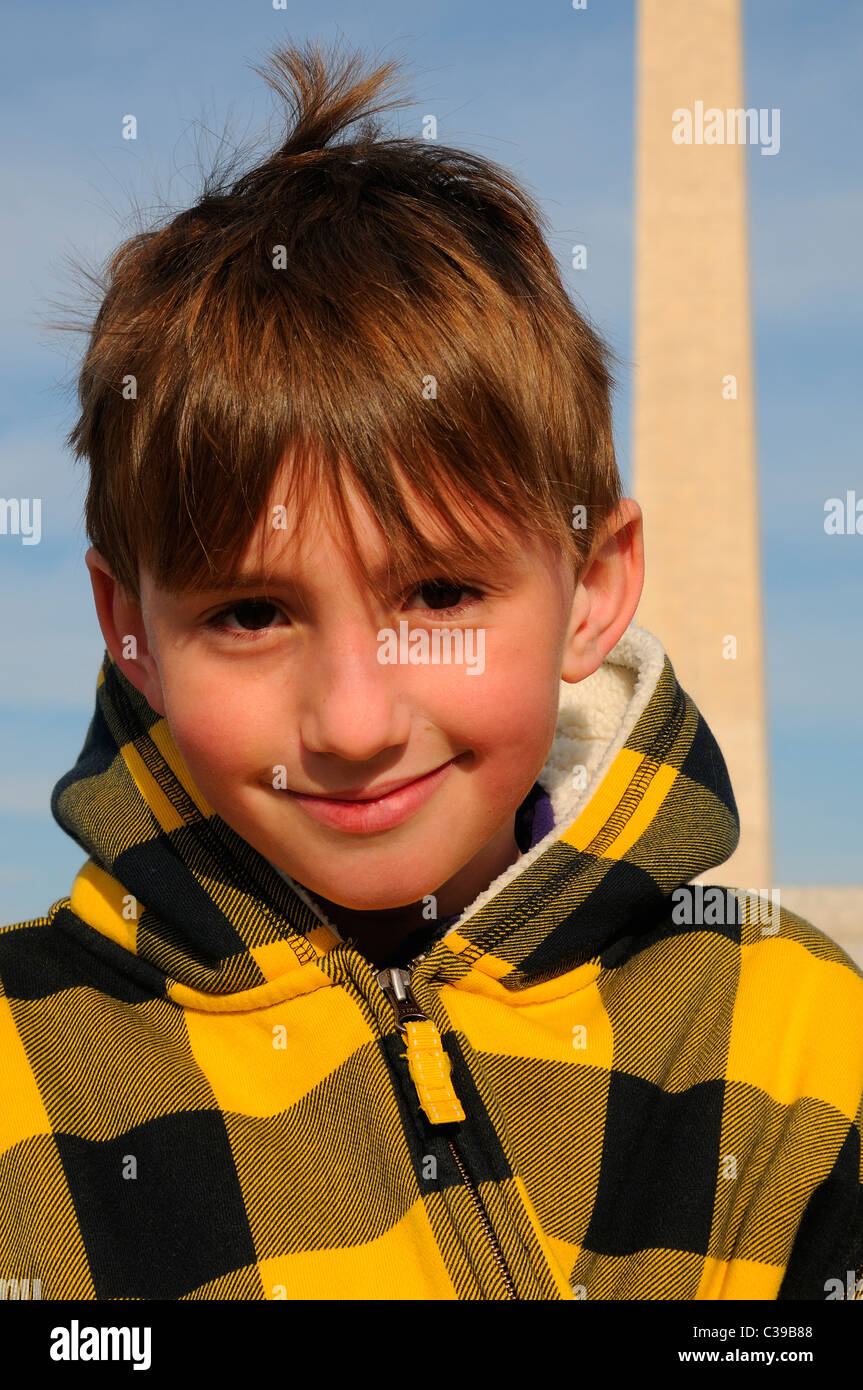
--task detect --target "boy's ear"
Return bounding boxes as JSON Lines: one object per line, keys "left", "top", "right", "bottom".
{"left": 559, "top": 498, "right": 645, "bottom": 685}
{"left": 84, "top": 547, "right": 167, "bottom": 716}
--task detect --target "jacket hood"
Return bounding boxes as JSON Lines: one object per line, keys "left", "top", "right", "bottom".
{"left": 50, "top": 622, "right": 740, "bottom": 1005}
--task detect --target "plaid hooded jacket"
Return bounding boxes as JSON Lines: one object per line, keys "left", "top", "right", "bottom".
{"left": 1, "top": 622, "right": 861, "bottom": 1302}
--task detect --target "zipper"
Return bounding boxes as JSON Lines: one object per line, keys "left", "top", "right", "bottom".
{"left": 376, "top": 958, "right": 519, "bottom": 1300}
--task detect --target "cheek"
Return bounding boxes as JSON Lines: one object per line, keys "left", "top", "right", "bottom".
{"left": 445, "top": 647, "right": 561, "bottom": 763}
{"left": 160, "top": 663, "right": 275, "bottom": 782}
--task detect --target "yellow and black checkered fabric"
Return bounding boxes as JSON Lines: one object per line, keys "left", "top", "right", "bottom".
{"left": 1, "top": 647, "right": 861, "bottom": 1300}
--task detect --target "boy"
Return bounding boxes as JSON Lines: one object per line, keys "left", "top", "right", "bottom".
{"left": 1, "top": 40, "right": 861, "bottom": 1302}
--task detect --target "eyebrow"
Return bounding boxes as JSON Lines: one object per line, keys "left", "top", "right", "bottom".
{"left": 197, "top": 571, "right": 300, "bottom": 593}
{"left": 190, "top": 546, "right": 508, "bottom": 595}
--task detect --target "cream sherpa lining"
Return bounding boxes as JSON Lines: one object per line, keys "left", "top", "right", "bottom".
{"left": 269, "top": 621, "right": 668, "bottom": 946}
{"left": 441, "top": 620, "right": 667, "bottom": 930}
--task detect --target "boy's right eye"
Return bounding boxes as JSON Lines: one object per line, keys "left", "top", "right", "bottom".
{"left": 207, "top": 599, "right": 289, "bottom": 638}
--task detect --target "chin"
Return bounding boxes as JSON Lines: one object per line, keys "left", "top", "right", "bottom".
{"left": 316, "top": 875, "right": 442, "bottom": 913}
{"left": 330, "top": 889, "right": 427, "bottom": 913}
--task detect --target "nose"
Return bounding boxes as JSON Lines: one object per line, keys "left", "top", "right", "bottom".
{"left": 297, "top": 623, "right": 412, "bottom": 762}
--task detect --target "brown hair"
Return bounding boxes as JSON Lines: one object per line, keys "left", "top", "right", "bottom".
{"left": 63, "top": 38, "right": 624, "bottom": 603}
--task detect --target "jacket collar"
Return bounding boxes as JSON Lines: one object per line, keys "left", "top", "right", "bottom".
{"left": 50, "top": 623, "right": 739, "bottom": 1003}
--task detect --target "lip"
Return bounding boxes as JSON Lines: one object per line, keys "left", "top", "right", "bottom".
{"left": 303, "top": 768, "right": 445, "bottom": 802}
{"left": 286, "top": 758, "right": 456, "bottom": 834}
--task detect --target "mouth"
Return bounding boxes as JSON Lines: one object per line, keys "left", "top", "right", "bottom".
{"left": 284, "top": 758, "right": 457, "bottom": 834}
{"left": 297, "top": 762, "right": 454, "bottom": 802}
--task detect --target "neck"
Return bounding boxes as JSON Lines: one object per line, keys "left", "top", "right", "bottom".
{"left": 311, "top": 894, "right": 439, "bottom": 968}
{"left": 305, "top": 821, "right": 523, "bottom": 969}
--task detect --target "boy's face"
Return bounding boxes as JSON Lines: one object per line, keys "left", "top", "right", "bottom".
{"left": 87, "top": 467, "right": 642, "bottom": 919}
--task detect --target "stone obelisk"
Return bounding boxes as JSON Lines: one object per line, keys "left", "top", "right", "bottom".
{"left": 631, "top": 0, "right": 771, "bottom": 888}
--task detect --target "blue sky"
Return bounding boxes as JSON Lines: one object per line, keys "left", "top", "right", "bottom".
{"left": 1, "top": 0, "right": 860, "bottom": 923}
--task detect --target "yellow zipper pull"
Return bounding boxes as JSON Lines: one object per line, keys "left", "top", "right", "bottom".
{"left": 376, "top": 967, "right": 466, "bottom": 1125}
{"left": 403, "top": 1018, "right": 466, "bottom": 1124}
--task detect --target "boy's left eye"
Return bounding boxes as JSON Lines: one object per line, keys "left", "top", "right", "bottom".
{"left": 405, "top": 580, "right": 481, "bottom": 616}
